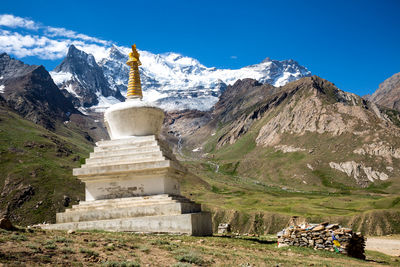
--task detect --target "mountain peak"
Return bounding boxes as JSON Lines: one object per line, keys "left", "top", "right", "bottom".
{"left": 52, "top": 45, "right": 123, "bottom": 108}
{"left": 0, "top": 52, "right": 10, "bottom": 60}
{"left": 0, "top": 55, "right": 78, "bottom": 129}
{"left": 0, "top": 52, "right": 41, "bottom": 79}
{"left": 68, "top": 44, "right": 78, "bottom": 52}
{"left": 261, "top": 57, "right": 271, "bottom": 63}
{"left": 63, "top": 45, "right": 96, "bottom": 67}
{"left": 51, "top": 45, "right": 312, "bottom": 111}
{"left": 107, "top": 45, "right": 127, "bottom": 61}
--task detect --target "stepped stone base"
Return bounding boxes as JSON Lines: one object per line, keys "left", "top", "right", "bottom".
{"left": 43, "top": 212, "right": 212, "bottom": 236}
{"left": 43, "top": 194, "right": 212, "bottom": 236}
{"left": 57, "top": 194, "right": 201, "bottom": 223}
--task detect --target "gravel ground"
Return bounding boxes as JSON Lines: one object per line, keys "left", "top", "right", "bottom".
{"left": 366, "top": 238, "right": 400, "bottom": 256}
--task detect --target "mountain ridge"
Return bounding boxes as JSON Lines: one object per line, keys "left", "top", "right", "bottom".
{"left": 0, "top": 53, "right": 78, "bottom": 130}
{"left": 159, "top": 75, "right": 400, "bottom": 235}
{"left": 50, "top": 45, "right": 311, "bottom": 111}
{"left": 167, "top": 75, "right": 400, "bottom": 188}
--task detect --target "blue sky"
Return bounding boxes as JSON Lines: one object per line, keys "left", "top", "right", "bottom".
{"left": 1, "top": 0, "right": 399, "bottom": 96}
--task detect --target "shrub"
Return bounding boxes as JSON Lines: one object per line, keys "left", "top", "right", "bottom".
{"left": 170, "top": 263, "right": 193, "bottom": 267}
{"left": 175, "top": 251, "right": 205, "bottom": 265}
{"left": 10, "top": 234, "right": 28, "bottom": 241}
{"left": 101, "top": 261, "right": 140, "bottom": 267}
{"left": 44, "top": 243, "right": 57, "bottom": 250}
{"left": 79, "top": 248, "right": 99, "bottom": 257}
{"left": 150, "top": 239, "right": 170, "bottom": 245}
{"left": 61, "top": 247, "right": 75, "bottom": 254}
{"left": 54, "top": 236, "right": 73, "bottom": 243}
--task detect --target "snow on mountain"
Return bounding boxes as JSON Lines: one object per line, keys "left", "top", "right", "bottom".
{"left": 51, "top": 45, "right": 311, "bottom": 111}
{"left": 50, "top": 45, "right": 124, "bottom": 109}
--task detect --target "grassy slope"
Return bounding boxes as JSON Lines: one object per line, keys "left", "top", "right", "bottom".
{"left": 0, "top": 228, "right": 398, "bottom": 266}
{"left": 0, "top": 107, "right": 91, "bottom": 225}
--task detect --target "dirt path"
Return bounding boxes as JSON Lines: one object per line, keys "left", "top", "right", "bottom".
{"left": 366, "top": 237, "right": 400, "bottom": 256}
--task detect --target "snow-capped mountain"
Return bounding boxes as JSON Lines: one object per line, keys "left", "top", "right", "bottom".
{"left": 51, "top": 45, "right": 311, "bottom": 111}
{"left": 50, "top": 45, "right": 123, "bottom": 109}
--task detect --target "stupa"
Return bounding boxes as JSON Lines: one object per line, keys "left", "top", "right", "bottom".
{"left": 43, "top": 45, "right": 212, "bottom": 235}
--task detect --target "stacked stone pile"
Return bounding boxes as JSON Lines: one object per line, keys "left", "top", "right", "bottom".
{"left": 277, "top": 222, "right": 365, "bottom": 259}
{"left": 217, "top": 223, "right": 231, "bottom": 234}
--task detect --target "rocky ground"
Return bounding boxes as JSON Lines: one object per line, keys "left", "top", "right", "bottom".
{"left": 0, "top": 228, "right": 399, "bottom": 266}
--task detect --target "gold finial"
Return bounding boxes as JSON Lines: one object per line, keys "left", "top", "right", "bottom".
{"left": 126, "top": 44, "right": 142, "bottom": 99}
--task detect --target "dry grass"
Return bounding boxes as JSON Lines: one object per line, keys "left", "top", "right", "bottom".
{"left": 0, "top": 228, "right": 398, "bottom": 266}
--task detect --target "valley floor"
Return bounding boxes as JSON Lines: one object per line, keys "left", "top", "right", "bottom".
{"left": 0, "top": 228, "right": 399, "bottom": 266}
{"left": 366, "top": 236, "right": 400, "bottom": 257}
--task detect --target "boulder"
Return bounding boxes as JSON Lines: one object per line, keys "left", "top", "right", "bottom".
{"left": 0, "top": 217, "right": 13, "bottom": 230}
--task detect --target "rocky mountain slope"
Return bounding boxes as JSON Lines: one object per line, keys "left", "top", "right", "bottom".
{"left": 51, "top": 45, "right": 311, "bottom": 111}
{"left": 162, "top": 76, "right": 400, "bottom": 235}
{"left": 367, "top": 72, "right": 400, "bottom": 112}
{"left": 0, "top": 53, "right": 78, "bottom": 130}
{"left": 50, "top": 45, "right": 124, "bottom": 109}
{"left": 175, "top": 76, "right": 400, "bottom": 188}
{"left": 0, "top": 53, "right": 108, "bottom": 140}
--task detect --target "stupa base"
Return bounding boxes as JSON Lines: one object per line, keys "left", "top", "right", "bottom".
{"left": 42, "top": 194, "right": 213, "bottom": 236}
{"left": 43, "top": 212, "right": 212, "bottom": 236}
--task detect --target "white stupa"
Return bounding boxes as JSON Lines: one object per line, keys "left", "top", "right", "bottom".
{"left": 44, "top": 45, "right": 212, "bottom": 235}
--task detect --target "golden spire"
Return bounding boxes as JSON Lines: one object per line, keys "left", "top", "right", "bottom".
{"left": 126, "top": 44, "right": 143, "bottom": 99}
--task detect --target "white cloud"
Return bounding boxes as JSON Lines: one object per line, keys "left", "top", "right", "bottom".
{"left": 230, "top": 55, "right": 238, "bottom": 59}
{"left": 0, "top": 14, "right": 113, "bottom": 61}
{"left": 0, "top": 14, "right": 38, "bottom": 30}
{"left": 74, "top": 43, "right": 109, "bottom": 60}
{"left": 45, "top": 26, "right": 111, "bottom": 46}
{"left": 0, "top": 30, "right": 67, "bottom": 59}
{"left": 0, "top": 30, "right": 110, "bottom": 61}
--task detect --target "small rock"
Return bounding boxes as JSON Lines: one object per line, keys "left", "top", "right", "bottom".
{"left": 63, "top": 195, "right": 71, "bottom": 207}
{"left": 278, "top": 243, "right": 289, "bottom": 248}
{"left": 67, "top": 229, "right": 75, "bottom": 234}
{"left": 326, "top": 224, "right": 339, "bottom": 230}
{"left": 313, "top": 225, "right": 325, "bottom": 231}
{"left": 0, "top": 217, "right": 13, "bottom": 230}
{"left": 35, "top": 201, "right": 43, "bottom": 209}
